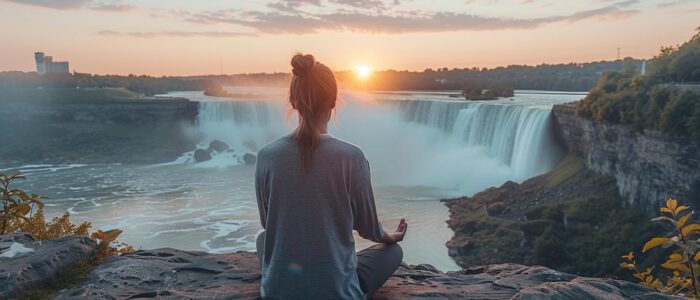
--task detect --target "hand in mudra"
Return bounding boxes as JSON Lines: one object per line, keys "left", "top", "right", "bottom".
{"left": 383, "top": 218, "right": 408, "bottom": 244}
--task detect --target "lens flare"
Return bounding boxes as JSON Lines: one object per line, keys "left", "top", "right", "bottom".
{"left": 287, "top": 262, "right": 303, "bottom": 274}
{"left": 355, "top": 65, "right": 371, "bottom": 79}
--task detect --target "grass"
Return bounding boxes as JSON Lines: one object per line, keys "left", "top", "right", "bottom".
{"left": 546, "top": 154, "right": 585, "bottom": 188}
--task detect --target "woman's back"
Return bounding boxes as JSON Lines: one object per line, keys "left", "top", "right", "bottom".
{"left": 256, "top": 133, "right": 384, "bottom": 300}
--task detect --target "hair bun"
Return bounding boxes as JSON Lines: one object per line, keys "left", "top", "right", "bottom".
{"left": 291, "top": 54, "right": 316, "bottom": 77}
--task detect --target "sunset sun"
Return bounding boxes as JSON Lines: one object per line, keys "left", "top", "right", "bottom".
{"left": 355, "top": 65, "right": 372, "bottom": 79}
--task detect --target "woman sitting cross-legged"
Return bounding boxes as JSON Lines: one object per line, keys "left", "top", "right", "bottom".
{"left": 254, "top": 53, "right": 408, "bottom": 300}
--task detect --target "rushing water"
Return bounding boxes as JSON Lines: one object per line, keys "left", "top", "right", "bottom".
{"left": 6, "top": 88, "right": 584, "bottom": 271}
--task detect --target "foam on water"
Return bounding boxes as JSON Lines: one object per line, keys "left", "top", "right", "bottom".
{"left": 180, "top": 89, "right": 578, "bottom": 196}
{"left": 0, "top": 164, "right": 90, "bottom": 173}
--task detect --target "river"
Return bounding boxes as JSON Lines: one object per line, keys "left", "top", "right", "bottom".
{"left": 6, "top": 88, "right": 585, "bottom": 271}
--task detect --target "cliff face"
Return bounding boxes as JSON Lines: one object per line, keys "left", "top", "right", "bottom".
{"left": 0, "top": 97, "right": 200, "bottom": 164}
{"left": 552, "top": 103, "right": 700, "bottom": 210}
{"left": 1, "top": 97, "right": 198, "bottom": 124}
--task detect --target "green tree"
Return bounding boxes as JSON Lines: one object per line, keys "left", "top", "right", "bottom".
{"left": 660, "top": 91, "right": 697, "bottom": 136}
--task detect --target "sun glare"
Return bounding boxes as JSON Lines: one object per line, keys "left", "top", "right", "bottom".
{"left": 355, "top": 65, "right": 371, "bottom": 80}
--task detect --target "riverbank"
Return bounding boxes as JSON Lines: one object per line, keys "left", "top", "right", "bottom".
{"left": 0, "top": 88, "right": 199, "bottom": 165}
{"left": 445, "top": 154, "right": 663, "bottom": 278}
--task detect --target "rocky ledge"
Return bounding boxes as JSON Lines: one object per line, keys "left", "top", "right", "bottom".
{"left": 0, "top": 233, "right": 96, "bottom": 298}
{"left": 1, "top": 233, "right": 680, "bottom": 299}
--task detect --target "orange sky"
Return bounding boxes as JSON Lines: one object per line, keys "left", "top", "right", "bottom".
{"left": 0, "top": 0, "right": 698, "bottom": 76}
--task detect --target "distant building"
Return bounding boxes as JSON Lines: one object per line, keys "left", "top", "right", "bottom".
{"left": 34, "top": 52, "right": 69, "bottom": 75}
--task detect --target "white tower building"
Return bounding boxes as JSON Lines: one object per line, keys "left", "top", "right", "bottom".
{"left": 35, "top": 52, "right": 69, "bottom": 75}
{"left": 34, "top": 52, "right": 46, "bottom": 75}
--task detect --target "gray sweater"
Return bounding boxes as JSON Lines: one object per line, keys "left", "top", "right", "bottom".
{"left": 255, "top": 133, "right": 384, "bottom": 300}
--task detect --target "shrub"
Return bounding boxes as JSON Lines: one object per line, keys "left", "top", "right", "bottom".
{"left": 661, "top": 91, "right": 697, "bottom": 136}
{"left": 522, "top": 219, "right": 555, "bottom": 236}
{"left": 0, "top": 172, "right": 47, "bottom": 235}
{"left": 533, "top": 228, "right": 566, "bottom": 266}
{"left": 621, "top": 198, "right": 700, "bottom": 298}
{"left": 5, "top": 210, "right": 90, "bottom": 240}
{"left": 526, "top": 193, "right": 657, "bottom": 277}
{"left": 0, "top": 171, "right": 133, "bottom": 257}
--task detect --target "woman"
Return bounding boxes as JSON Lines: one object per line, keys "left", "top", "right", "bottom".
{"left": 255, "top": 54, "right": 408, "bottom": 300}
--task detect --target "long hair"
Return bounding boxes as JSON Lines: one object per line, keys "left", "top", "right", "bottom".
{"left": 289, "top": 53, "right": 338, "bottom": 171}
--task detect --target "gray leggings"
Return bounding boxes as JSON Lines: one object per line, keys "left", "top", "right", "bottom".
{"left": 256, "top": 231, "right": 402, "bottom": 296}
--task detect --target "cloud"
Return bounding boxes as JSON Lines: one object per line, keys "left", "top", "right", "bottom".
{"left": 565, "top": 1, "right": 639, "bottom": 22}
{"left": 183, "top": 0, "right": 639, "bottom": 34}
{"left": 188, "top": 10, "right": 330, "bottom": 34}
{"left": 2, "top": 0, "right": 89, "bottom": 9}
{"left": 330, "top": 0, "right": 393, "bottom": 9}
{"left": 270, "top": 0, "right": 323, "bottom": 7}
{"left": 150, "top": 8, "right": 188, "bottom": 19}
{"left": 97, "top": 30, "right": 255, "bottom": 38}
{"left": 268, "top": 0, "right": 397, "bottom": 11}
{"left": 2, "top": 0, "right": 136, "bottom": 11}
{"left": 319, "top": 11, "right": 559, "bottom": 33}
{"left": 657, "top": 0, "right": 696, "bottom": 7}
{"left": 89, "top": 1, "right": 137, "bottom": 12}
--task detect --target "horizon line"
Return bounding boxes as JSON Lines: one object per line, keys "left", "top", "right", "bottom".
{"left": 1, "top": 56, "right": 646, "bottom": 78}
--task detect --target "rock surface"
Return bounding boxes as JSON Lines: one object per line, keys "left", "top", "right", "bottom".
{"left": 243, "top": 153, "right": 257, "bottom": 164}
{"left": 0, "top": 232, "right": 97, "bottom": 298}
{"left": 207, "top": 139, "right": 230, "bottom": 153}
{"left": 55, "top": 248, "right": 678, "bottom": 299}
{"left": 193, "top": 148, "right": 212, "bottom": 162}
{"left": 552, "top": 103, "right": 700, "bottom": 210}
{"left": 56, "top": 248, "right": 260, "bottom": 299}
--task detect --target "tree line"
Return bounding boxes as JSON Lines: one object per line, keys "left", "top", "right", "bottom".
{"left": 576, "top": 28, "right": 700, "bottom": 141}
{"left": 1, "top": 58, "right": 643, "bottom": 96}
{"left": 0, "top": 72, "right": 216, "bottom": 96}
{"left": 334, "top": 60, "right": 642, "bottom": 92}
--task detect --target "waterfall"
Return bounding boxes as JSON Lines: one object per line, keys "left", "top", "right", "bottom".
{"left": 195, "top": 101, "right": 288, "bottom": 153}
{"left": 391, "top": 100, "right": 562, "bottom": 179}
{"left": 186, "top": 91, "right": 569, "bottom": 196}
